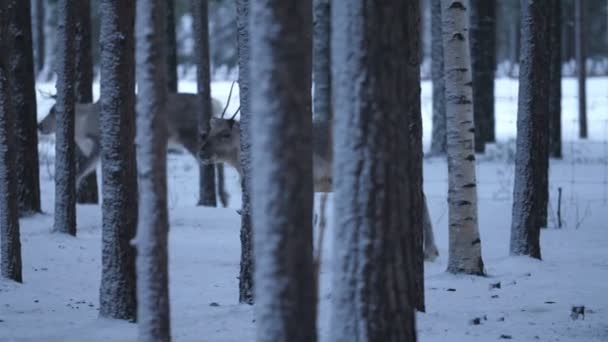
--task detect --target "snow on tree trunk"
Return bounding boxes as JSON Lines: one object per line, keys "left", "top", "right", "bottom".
{"left": 249, "top": 0, "right": 317, "bottom": 340}
{"left": 330, "top": 0, "right": 422, "bottom": 339}
{"left": 193, "top": 0, "right": 217, "bottom": 207}
{"left": 549, "top": 0, "right": 562, "bottom": 159}
{"left": 134, "top": 0, "right": 171, "bottom": 339}
{"left": 74, "top": 0, "right": 99, "bottom": 205}
{"left": 236, "top": 0, "right": 254, "bottom": 305}
{"left": 575, "top": 0, "right": 587, "bottom": 139}
{"left": 442, "top": 0, "right": 485, "bottom": 276}
{"left": 53, "top": 0, "right": 77, "bottom": 236}
{"left": 430, "top": 0, "right": 447, "bottom": 156}
{"left": 98, "top": 0, "right": 137, "bottom": 321}
{"left": 166, "top": 0, "right": 178, "bottom": 92}
{"left": 7, "top": 0, "right": 42, "bottom": 216}
{"left": 470, "top": 0, "right": 496, "bottom": 151}
{"left": 32, "top": 0, "right": 45, "bottom": 75}
{"left": 40, "top": 0, "right": 57, "bottom": 82}
{"left": 313, "top": 0, "right": 331, "bottom": 123}
{"left": 510, "top": 0, "right": 551, "bottom": 260}
{"left": 0, "top": 19, "right": 23, "bottom": 282}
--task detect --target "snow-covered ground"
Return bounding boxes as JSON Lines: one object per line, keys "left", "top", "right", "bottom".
{"left": 1, "top": 78, "right": 607, "bottom": 341}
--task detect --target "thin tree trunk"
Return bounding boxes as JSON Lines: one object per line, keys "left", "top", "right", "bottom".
{"left": 40, "top": 0, "right": 57, "bottom": 82}
{"left": 313, "top": 0, "right": 331, "bottom": 123}
{"left": 430, "top": 0, "right": 447, "bottom": 155}
{"left": 549, "top": 0, "right": 562, "bottom": 159}
{"left": 8, "top": 0, "right": 41, "bottom": 216}
{"left": 193, "top": 0, "right": 217, "bottom": 207}
{"left": 216, "top": 164, "right": 229, "bottom": 207}
{"left": 236, "top": 0, "right": 254, "bottom": 305}
{"left": 575, "top": 0, "right": 587, "bottom": 139}
{"left": 134, "top": 0, "right": 171, "bottom": 339}
{"left": 166, "top": 0, "right": 178, "bottom": 92}
{"left": 510, "top": 0, "right": 551, "bottom": 260}
{"left": 250, "top": 0, "right": 316, "bottom": 340}
{"left": 53, "top": 0, "right": 77, "bottom": 236}
{"left": 74, "top": 0, "right": 99, "bottom": 204}
{"left": 442, "top": 0, "right": 485, "bottom": 275}
{"left": 98, "top": 0, "right": 137, "bottom": 321}
{"left": 32, "top": 0, "right": 45, "bottom": 75}
{"left": 330, "top": 0, "right": 421, "bottom": 340}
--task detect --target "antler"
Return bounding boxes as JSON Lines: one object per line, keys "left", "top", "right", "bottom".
{"left": 37, "top": 88, "right": 57, "bottom": 100}
{"left": 220, "top": 80, "right": 237, "bottom": 118}
{"left": 229, "top": 105, "right": 241, "bottom": 121}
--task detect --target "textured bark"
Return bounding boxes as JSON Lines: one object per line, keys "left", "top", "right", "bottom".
{"left": 430, "top": 0, "right": 447, "bottom": 156}
{"left": 313, "top": 0, "right": 331, "bottom": 123}
{"left": 575, "top": 0, "right": 587, "bottom": 139}
{"left": 193, "top": 0, "right": 217, "bottom": 207}
{"left": 250, "top": 0, "right": 316, "bottom": 340}
{"left": 166, "top": 0, "right": 178, "bottom": 92}
{"left": 53, "top": 0, "right": 77, "bottom": 236}
{"left": 98, "top": 0, "right": 137, "bottom": 321}
{"left": 74, "top": 0, "right": 99, "bottom": 204}
{"left": 549, "top": 0, "right": 562, "bottom": 159}
{"left": 510, "top": 0, "right": 550, "bottom": 260}
{"left": 470, "top": 0, "right": 496, "bottom": 151}
{"left": 7, "top": 0, "right": 41, "bottom": 216}
{"left": 32, "top": 0, "right": 45, "bottom": 75}
{"left": 236, "top": 0, "right": 254, "bottom": 305}
{"left": 330, "top": 1, "right": 421, "bottom": 340}
{"left": 442, "top": 0, "right": 485, "bottom": 275}
{"left": 134, "top": 0, "right": 171, "bottom": 339}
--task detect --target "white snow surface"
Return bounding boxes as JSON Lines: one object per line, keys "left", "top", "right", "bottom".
{"left": 1, "top": 78, "right": 608, "bottom": 341}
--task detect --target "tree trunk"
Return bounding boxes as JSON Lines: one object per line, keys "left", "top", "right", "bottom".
{"left": 442, "top": 0, "right": 485, "bottom": 275}
{"left": 470, "top": 0, "right": 496, "bottom": 152}
{"left": 216, "top": 164, "right": 229, "bottom": 207}
{"left": 575, "top": 0, "right": 587, "bottom": 139}
{"left": 53, "top": 0, "right": 77, "bottom": 236}
{"left": 250, "top": 0, "right": 316, "bottom": 340}
{"left": 236, "top": 0, "right": 254, "bottom": 305}
{"left": 330, "top": 1, "right": 422, "bottom": 340}
{"left": 166, "top": 0, "right": 178, "bottom": 92}
{"left": 40, "top": 0, "right": 57, "bottom": 82}
{"left": 32, "top": 0, "right": 45, "bottom": 75}
{"left": 98, "top": 0, "right": 137, "bottom": 321}
{"left": 549, "top": 0, "right": 562, "bottom": 159}
{"left": 74, "top": 0, "right": 99, "bottom": 204}
{"left": 0, "top": 13, "right": 23, "bottom": 282}
{"left": 7, "top": 0, "right": 41, "bottom": 216}
{"left": 430, "top": 0, "right": 447, "bottom": 155}
{"left": 193, "top": 0, "right": 217, "bottom": 207}
{"left": 510, "top": 0, "right": 550, "bottom": 260}
{"left": 134, "top": 0, "right": 171, "bottom": 339}
{"left": 313, "top": 0, "right": 331, "bottom": 123}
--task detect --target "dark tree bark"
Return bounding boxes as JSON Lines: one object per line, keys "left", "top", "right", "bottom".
{"left": 0, "top": 11, "right": 23, "bottom": 282}
{"left": 549, "top": 0, "right": 562, "bottom": 159}
{"left": 216, "top": 164, "right": 229, "bottom": 207}
{"left": 430, "top": 0, "right": 446, "bottom": 155}
{"left": 134, "top": 0, "right": 171, "bottom": 339}
{"left": 193, "top": 0, "right": 217, "bottom": 207}
{"left": 7, "top": 0, "right": 41, "bottom": 216}
{"left": 575, "top": 0, "right": 587, "bottom": 139}
{"left": 53, "top": 0, "right": 77, "bottom": 236}
{"left": 74, "top": 0, "right": 99, "bottom": 204}
{"left": 166, "top": 0, "right": 178, "bottom": 92}
{"left": 236, "top": 0, "right": 254, "bottom": 305}
{"left": 32, "top": 0, "right": 45, "bottom": 75}
{"left": 330, "top": 0, "right": 421, "bottom": 340}
{"left": 98, "top": 0, "right": 137, "bottom": 321}
{"left": 250, "top": 0, "right": 316, "bottom": 340}
{"left": 510, "top": 0, "right": 551, "bottom": 260}
{"left": 313, "top": 0, "right": 331, "bottom": 123}
{"left": 470, "top": 0, "right": 497, "bottom": 152}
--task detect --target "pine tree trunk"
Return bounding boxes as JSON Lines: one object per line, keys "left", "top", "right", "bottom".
{"left": 193, "top": 0, "right": 217, "bottom": 207}
{"left": 166, "top": 0, "right": 178, "bottom": 92}
{"left": 7, "top": 0, "right": 42, "bottom": 216}
{"left": 510, "top": 0, "right": 551, "bottom": 260}
{"left": 250, "top": 0, "right": 316, "bottom": 340}
{"left": 442, "top": 0, "right": 485, "bottom": 275}
{"left": 236, "top": 0, "right": 254, "bottom": 305}
{"left": 313, "top": 0, "right": 331, "bottom": 123}
{"left": 134, "top": 0, "right": 171, "bottom": 339}
{"left": 40, "top": 0, "right": 57, "bottom": 82}
{"left": 53, "top": 0, "right": 77, "bottom": 236}
{"left": 330, "top": 1, "right": 421, "bottom": 340}
{"left": 74, "top": 0, "right": 99, "bottom": 204}
{"left": 32, "top": 0, "right": 45, "bottom": 75}
{"left": 575, "top": 0, "right": 587, "bottom": 139}
{"left": 549, "top": 0, "right": 562, "bottom": 159}
{"left": 470, "top": 0, "right": 496, "bottom": 151}
{"left": 98, "top": 0, "right": 137, "bottom": 321}
{"left": 430, "top": 0, "right": 447, "bottom": 155}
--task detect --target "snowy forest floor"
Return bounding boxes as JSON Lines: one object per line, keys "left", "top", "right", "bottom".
{"left": 1, "top": 78, "right": 607, "bottom": 341}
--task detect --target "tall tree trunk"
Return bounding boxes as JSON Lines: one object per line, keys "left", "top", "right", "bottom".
{"left": 575, "top": 0, "right": 587, "bottom": 139}
{"left": 549, "top": 0, "right": 562, "bottom": 159}
{"left": 98, "top": 0, "right": 137, "bottom": 321}
{"left": 8, "top": 0, "right": 41, "bottom": 216}
{"left": 0, "top": 12, "right": 23, "bottom": 282}
{"left": 313, "top": 0, "right": 331, "bottom": 123}
{"left": 470, "top": 0, "right": 496, "bottom": 151}
{"left": 330, "top": 0, "right": 422, "bottom": 340}
{"left": 250, "top": 0, "right": 316, "bottom": 340}
{"left": 134, "top": 0, "right": 171, "bottom": 339}
{"left": 74, "top": 0, "right": 99, "bottom": 204}
{"left": 430, "top": 0, "right": 447, "bottom": 155}
{"left": 442, "top": 0, "right": 485, "bottom": 275}
{"left": 236, "top": 0, "right": 254, "bottom": 305}
{"left": 216, "top": 164, "right": 229, "bottom": 207}
{"left": 53, "top": 0, "right": 77, "bottom": 236}
{"left": 510, "top": 0, "right": 550, "bottom": 260}
{"left": 40, "top": 0, "right": 57, "bottom": 82}
{"left": 193, "top": 0, "right": 217, "bottom": 207}
{"left": 32, "top": 0, "right": 45, "bottom": 75}
{"left": 166, "top": 0, "right": 178, "bottom": 92}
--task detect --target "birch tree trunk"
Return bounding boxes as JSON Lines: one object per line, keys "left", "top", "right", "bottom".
{"left": 98, "top": 0, "right": 137, "bottom": 321}
{"left": 134, "top": 0, "right": 171, "bottom": 339}
{"left": 430, "top": 0, "right": 447, "bottom": 156}
{"left": 330, "top": 1, "right": 422, "bottom": 340}
{"left": 549, "top": 0, "right": 562, "bottom": 159}
{"left": 442, "top": 0, "right": 485, "bottom": 275}
{"left": 250, "top": 0, "right": 316, "bottom": 340}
